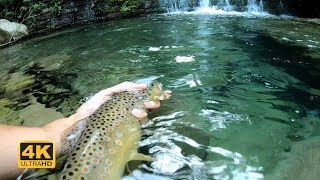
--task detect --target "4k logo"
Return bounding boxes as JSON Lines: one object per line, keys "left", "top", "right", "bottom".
{"left": 18, "top": 141, "right": 56, "bottom": 168}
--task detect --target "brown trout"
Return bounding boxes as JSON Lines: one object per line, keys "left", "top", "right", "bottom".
{"left": 59, "top": 81, "right": 170, "bottom": 180}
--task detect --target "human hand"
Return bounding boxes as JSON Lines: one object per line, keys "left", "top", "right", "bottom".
{"left": 74, "top": 82, "right": 170, "bottom": 123}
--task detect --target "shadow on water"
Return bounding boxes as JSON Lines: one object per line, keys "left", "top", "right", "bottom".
{"left": 235, "top": 30, "right": 320, "bottom": 110}
{"left": 233, "top": 30, "right": 320, "bottom": 143}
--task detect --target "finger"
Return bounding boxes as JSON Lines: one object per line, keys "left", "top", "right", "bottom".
{"left": 131, "top": 108, "right": 148, "bottom": 119}
{"left": 109, "top": 82, "right": 147, "bottom": 94}
{"left": 144, "top": 101, "right": 160, "bottom": 109}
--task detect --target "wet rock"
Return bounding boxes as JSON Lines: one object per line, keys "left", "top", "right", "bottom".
{"left": 37, "top": 54, "right": 70, "bottom": 71}
{"left": 3, "top": 72, "right": 35, "bottom": 93}
{"left": 0, "top": 19, "right": 28, "bottom": 44}
{"left": 266, "top": 136, "right": 320, "bottom": 180}
{"left": 0, "top": 28, "right": 11, "bottom": 44}
{"left": 0, "top": 98, "right": 22, "bottom": 125}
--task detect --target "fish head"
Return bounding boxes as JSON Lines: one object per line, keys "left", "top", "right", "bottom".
{"left": 147, "top": 81, "right": 171, "bottom": 101}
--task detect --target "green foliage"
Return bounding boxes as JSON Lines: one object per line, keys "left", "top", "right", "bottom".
{"left": 119, "top": 0, "right": 145, "bottom": 12}
{"left": 0, "top": 0, "right": 62, "bottom": 27}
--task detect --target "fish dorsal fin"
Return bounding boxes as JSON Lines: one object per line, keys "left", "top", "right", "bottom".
{"left": 60, "top": 118, "right": 88, "bottom": 155}
{"left": 129, "top": 151, "right": 154, "bottom": 162}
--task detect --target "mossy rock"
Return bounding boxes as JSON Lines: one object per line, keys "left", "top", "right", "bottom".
{"left": 0, "top": 98, "right": 22, "bottom": 125}
{"left": 3, "top": 72, "right": 35, "bottom": 93}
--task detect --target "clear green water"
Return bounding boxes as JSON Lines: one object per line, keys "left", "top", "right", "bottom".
{"left": 1, "top": 14, "right": 320, "bottom": 179}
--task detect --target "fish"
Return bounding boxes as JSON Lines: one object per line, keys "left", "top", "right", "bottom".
{"left": 58, "top": 81, "right": 171, "bottom": 180}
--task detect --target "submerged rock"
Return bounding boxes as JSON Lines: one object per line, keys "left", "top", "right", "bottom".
{"left": 2, "top": 72, "right": 35, "bottom": 93}
{"left": 20, "top": 101, "right": 64, "bottom": 127}
{"left": 0, "top": 19, "right": 28, "bottom": 44}
{"left": 0, "top": 98, "right": 22, "bottom": 125}
{"left": 266, "top": 136, "right": 320, "bottom": 180}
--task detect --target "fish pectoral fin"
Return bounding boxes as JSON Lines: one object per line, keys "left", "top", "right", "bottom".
{"left": 130, "top": 152, "right": 154, "bottom": 161}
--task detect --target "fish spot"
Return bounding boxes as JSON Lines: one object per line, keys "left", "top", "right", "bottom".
{"left": 105, "top": 159, "right": 112, "bottom": 166}
{"left": 104, "top": 136, "right": 110, "bottom": 142}
{"left": 105, "top": 167, "right": 110, "bottom": 174}
{"left": 115, "top": 140, "right": 122, "bottom": 146}
{"left": 108, "top": 149, "right": 115, "bottom": 155}
{"left": 98, "top": 145, "right": 104, "bottom": 151}
{"left": 82, "top": 166, "right": 90, "bottom": 174}
{"left": 62, "top": 175, "right": 67, "bottom": 179}
{"left": 66, "top": 164, "right": 72, "bottom": 168}
{"left": 97, "top": 152, "right": 104, "bottom": 158}
{"left": 92, "top": 158, "right": 99, "bottom": 164}
{"left": 68, "top": 172, "right": 74, "bottom": 176}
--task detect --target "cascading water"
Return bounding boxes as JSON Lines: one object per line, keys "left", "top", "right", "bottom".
{"left": 199, "top": 0, "right": 210, "bottom": 9}
{"left": 160, "top": 0, "right": 189, "bottom": 12}
{"left": 246, "top": 0, "right": 264, "bottom": 13}
{"left": 216, "top": 0, "right": 234, "bottom": 12}
{"left": 161, "top": 0, "right": 266, "bottom": 14}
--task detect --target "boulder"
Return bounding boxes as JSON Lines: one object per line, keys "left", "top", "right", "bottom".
{"left": 0, "top": 19, "right": 28, "bottom": 44}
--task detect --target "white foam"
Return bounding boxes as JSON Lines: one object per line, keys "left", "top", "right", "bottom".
{"left": 148, "top": 47, "right": 161, "bottom": 51}
{"left": 175, "top": 56, "right": 195, "bottom": 63}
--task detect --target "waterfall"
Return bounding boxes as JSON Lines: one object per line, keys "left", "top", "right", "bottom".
{"left": 216, "top": 0, "right": 234, "bottom": 11}
{"left": 246, "top": 0, "right": 264, "bottom": 13}
{"left": 160, "top": 0, "right": 189, "bottom": 12}
{"left": 199, "top": 0, "right": 210, "bottom": 9}
{"left": 160, "top": 0, "right": 266, "bottom": 14}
